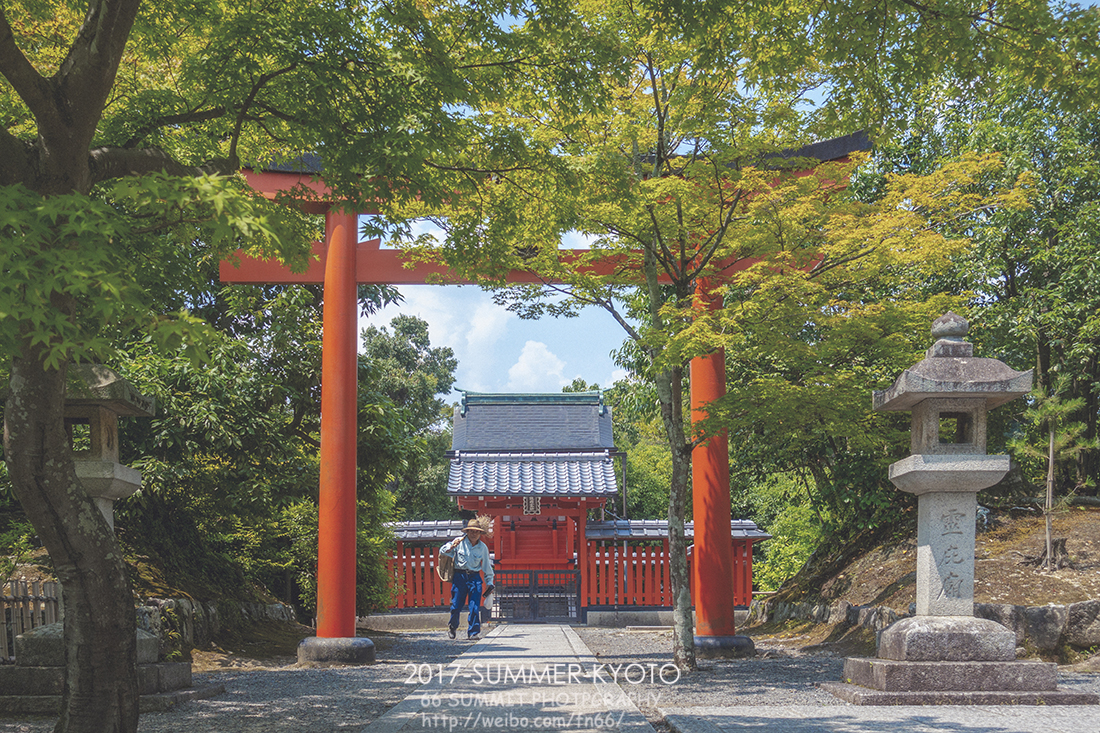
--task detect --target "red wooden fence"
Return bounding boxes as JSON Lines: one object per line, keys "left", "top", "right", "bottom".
{"left": 388, "top": 539, "right": 756, "bottom": 610}
{"left": 387, "top": 545, "right": 448, "bottom": 609}
{"left": 584, "top": 541, "right": 674, "bottom": 607}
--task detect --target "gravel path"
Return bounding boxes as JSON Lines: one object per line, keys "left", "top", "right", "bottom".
{"left": 575, "top": 627, "right": 846, "bottom": 730}
{"left": 1, "top": 627, "right": 1098, "bottom": 732}
{"left": 575, "top": 627, "right": 1100, "bottom": 730}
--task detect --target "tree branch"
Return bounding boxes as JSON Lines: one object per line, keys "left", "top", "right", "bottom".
{"left": 229, "top": 65, "right": 299, "bottom": 166}
{"left": 55, "top": 0, "right": 143, "bottom": 142}
{"left": 0, "top": 6, "right": 53, "bottom": 123}
{"left": 123, "top": 107, "right": 228, "bottom": 148}
{"left": 88, "top": 146, "right": 235, "bottom": 184}
{"left": 423, "top": 160, "right": 537, "bottom": 175}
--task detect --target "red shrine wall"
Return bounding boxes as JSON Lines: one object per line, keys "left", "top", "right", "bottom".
{"left": 387, "top": 537, "right": 760, "bottom": 611}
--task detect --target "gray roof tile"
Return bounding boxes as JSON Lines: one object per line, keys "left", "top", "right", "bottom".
{"left": 447, "top": 451, "right": 618, "bottom": 496}
{"left": 585, "top": 519, "right": 771, "bottom": 541}
{"left": 389, "top": 518, "right": 771, "bottom": 543}
{"left": 451, "top": 392, "right": 614, "bottom": 451}
{"left": 390, "top": 520, "right": 466, "bottom": 542}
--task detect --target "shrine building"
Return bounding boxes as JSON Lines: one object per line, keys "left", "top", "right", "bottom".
{"left": 388, "top": 391, "right": 770, "bottom": 623}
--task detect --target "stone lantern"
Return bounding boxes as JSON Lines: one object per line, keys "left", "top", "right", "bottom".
{"left": 876, "top": 312, "right": 1031, "bottom": 618}
{"left": 65, "top": 364, "right": 155, "bottom": 531}
{"left": 825, "top": 313, "right": 1098, "bottom": 704}
{"left": 0, "top": 366, "right": 215, "bottom": 711}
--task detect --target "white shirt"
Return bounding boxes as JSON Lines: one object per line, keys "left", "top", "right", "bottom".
{"left": 443, "top": 535, "right": 494, "bottom": 585}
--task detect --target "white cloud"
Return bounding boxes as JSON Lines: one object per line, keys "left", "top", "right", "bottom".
{"left": 506, "top": 341, "right": 567, "bottom": 392}
{"left": 360, "top": 286, "right": 515, "bottom": 395}
{"left": 359, "top": 284, "right": 626, "bottom": 398}
{"left": 465, "top": 300, "right": 512, "bottom": 353}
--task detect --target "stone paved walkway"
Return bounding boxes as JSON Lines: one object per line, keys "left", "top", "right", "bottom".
{"left": 365, "top": 624, "right": 1100, "bottom": 733}
{"left": 363, "top": 624, "right": 655, "bottom": 732}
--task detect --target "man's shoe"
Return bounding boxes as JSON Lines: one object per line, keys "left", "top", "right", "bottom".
{"left": 468, "top": 632, "right": 479, "bottom": 641}
{"left": 448, "top": 626, "right": 456, "bottom": 639}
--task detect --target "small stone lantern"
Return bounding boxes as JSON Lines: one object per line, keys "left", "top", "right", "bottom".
{"left": 825, "top": 313, "right": 1098, "bottom": 704}
{"left": 65, "top": 364, "right": 155, "bottom": 531}
{"left": 7, "top": 367, "right": 210, "bottom": 706}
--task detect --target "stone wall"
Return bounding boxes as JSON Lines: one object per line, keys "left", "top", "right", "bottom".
{"left": 136, "top": 598, "right": 297, "bottom": 658}
{"left": 749, "top": 597, "right": 1100, "bottom": 652}
{"left": 748, "top": 598, "right": 901, "bottom": 635}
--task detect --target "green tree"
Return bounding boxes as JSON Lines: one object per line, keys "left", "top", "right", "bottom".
{"left": 361, "top": 315, "right": 458, "bottom": 520}
{"left": 1009, "top": 380, "right": 1097, "bottom": 571}
{"left": 399, "top": 0, "right": 1050, "bottom": 669}
{"left": 963, "top": 93, "right": 1100, "bottom": 493}
{"left": 114, "top": 284, "right": 408, "bottom": 612}
{"left": 361, "top": 315, "right": 457, "bottom": 433}
{"left": 0, "top": 1, "right": 598, "bottom": 729}
{"left": 744, "top": 473, "right": 830, "bottom": 592}
{"left": 857, "top": 79, "right": 1100, "bottom": 496}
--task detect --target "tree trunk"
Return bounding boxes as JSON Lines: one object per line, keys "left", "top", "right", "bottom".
{"left": 1045, "top": 425, "right": 1055, "bottom": 574}
{"left": 1075, "top": 352, "right": 1098, "bottom": 495}
{"left": 655, "top": 364, "right": 696, "bottom": 670}
{"left": 4, "top": 344, "right": 138, "bottom": 733}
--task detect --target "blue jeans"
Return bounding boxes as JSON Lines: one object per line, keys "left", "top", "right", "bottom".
{"left": 449, "top": 571, "right": 482, "bottom": 637}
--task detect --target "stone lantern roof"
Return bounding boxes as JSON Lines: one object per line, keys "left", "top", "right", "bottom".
{"left": 873, "top": 312, "right": 1032, "bottom": 412}
{"left": 64, "top": 364, "right": 154, "bottom": 531}
{"left": 67, "top": 363, "right": 155, "bottom": 416}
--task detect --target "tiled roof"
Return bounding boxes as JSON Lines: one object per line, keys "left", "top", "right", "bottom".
{"left": 390, "top": 520, "right": 466, "bottom": 542}
{"left": 388, "top": 518, "right": 771, "bottom": 543}
{"left": 585, "top": 519, "right": 771, "bottom": 541}
{"left": 452, "top": 392, "right": 614, "bottom": 451}
{"left": 447, "top": 451, "right": 618, "bottom": 496}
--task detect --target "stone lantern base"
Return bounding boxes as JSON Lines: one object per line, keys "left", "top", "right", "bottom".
{"left": 822, "top": 617, "right": 1099, "bottom": 705}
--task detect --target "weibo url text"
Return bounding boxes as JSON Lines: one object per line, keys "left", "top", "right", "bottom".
{"left": 421, "top": 711, "right": 628, "bottom": 730}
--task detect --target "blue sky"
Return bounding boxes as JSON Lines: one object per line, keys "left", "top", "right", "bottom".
{"left": 358, "top": 217, "right": 630, "bottom": 401}
{"left": 359, "top": 285, "right": 631, "bottom": 401}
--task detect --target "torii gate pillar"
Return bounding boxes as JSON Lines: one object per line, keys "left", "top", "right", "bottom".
{"left": 296, "top": 210, "right": 375, "bottom": 664}
{"left": 690, "top": 282, "right": 755, "bottom": 658}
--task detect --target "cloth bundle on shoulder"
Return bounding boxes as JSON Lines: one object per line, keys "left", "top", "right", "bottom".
{"left": 436, "top": 538, "right": 459, "bottom": 581}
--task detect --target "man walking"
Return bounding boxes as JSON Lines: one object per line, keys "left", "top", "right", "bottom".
{"left": 442, "top": 515, "right": 495, "bottom": 640}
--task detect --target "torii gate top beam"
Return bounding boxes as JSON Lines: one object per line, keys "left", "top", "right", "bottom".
{"left": 220, "top": 131, "right": 870, "bottom": 288}
{"left": 223, "top": 168, "right": 611, "bottom": 286}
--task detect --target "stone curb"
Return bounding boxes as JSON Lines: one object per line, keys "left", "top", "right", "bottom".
{"left": 135, "top": 597, "right": 297, "bottom": 657}
{"left": 749, "top": 597, "right": 1100, "bottom": 651}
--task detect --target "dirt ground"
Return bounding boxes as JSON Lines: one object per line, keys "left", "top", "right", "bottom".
{"left": 811, "top": 506, "right": 1100, "bottom": 614}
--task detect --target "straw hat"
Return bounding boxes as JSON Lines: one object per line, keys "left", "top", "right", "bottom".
{"left": 463, "top": 515, "right": 493, "bottom": 538}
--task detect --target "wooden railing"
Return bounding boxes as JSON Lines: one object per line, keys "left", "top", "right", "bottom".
{"left": 584, "top": 541, "right": 674, "bottom": 607}
{"left": 388, "top": 545, "right": 448, "bottom": 609}
{"left": 387, "top": 539, "right": 757, "bottom": 611}
{"left": 2, "top": 580, "right": 60, "bottom": 661}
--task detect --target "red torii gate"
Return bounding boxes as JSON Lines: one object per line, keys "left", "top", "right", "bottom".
{"left": 222, "top": 133, "right": 867, "bottom": 661}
